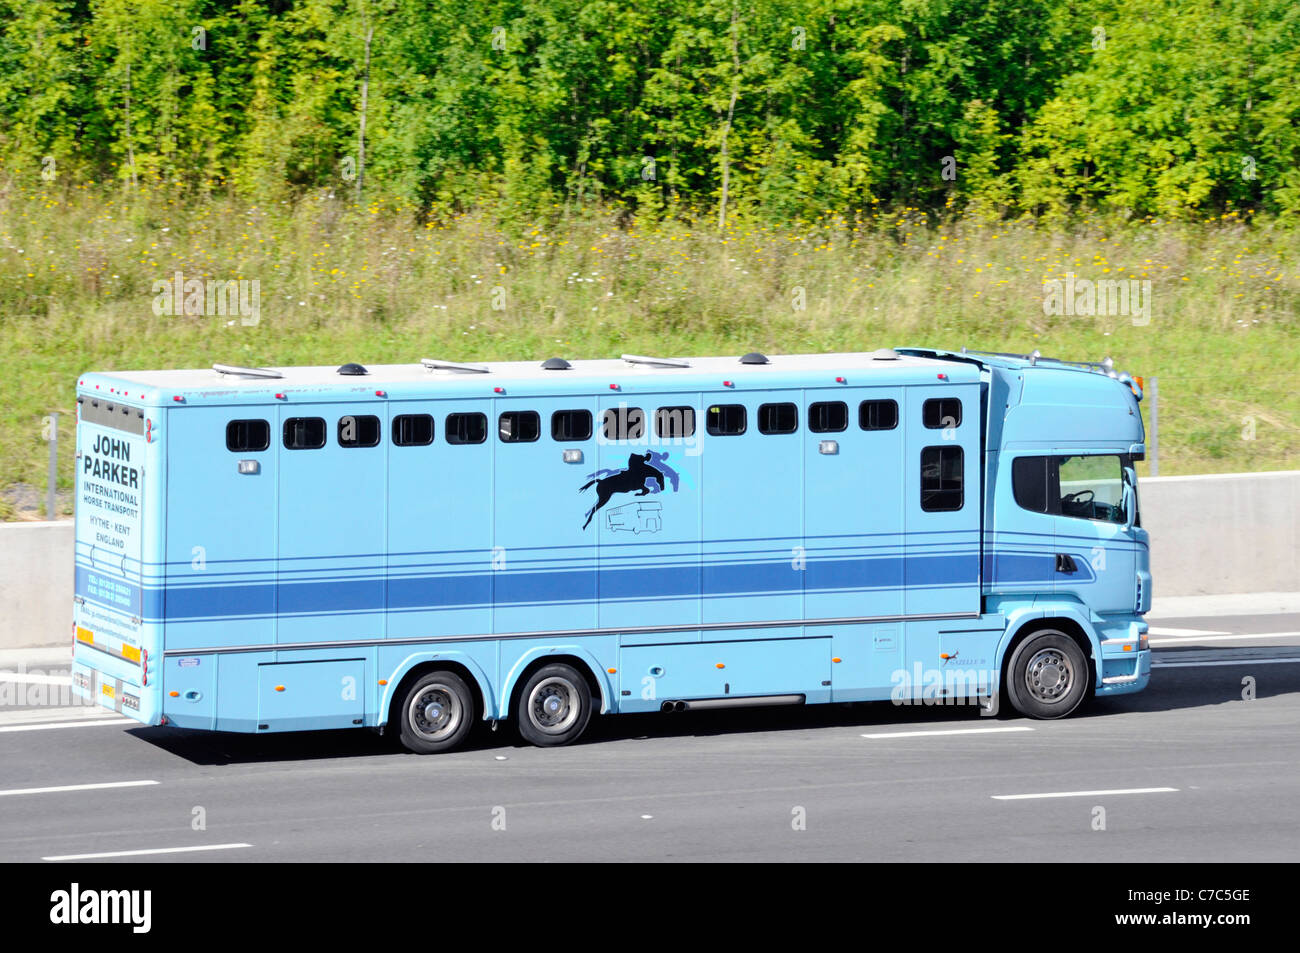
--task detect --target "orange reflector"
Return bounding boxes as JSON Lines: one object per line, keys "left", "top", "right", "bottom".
{"left": 274, "top": 685, "right": 285, "bottom": 692}
{"left": 1123, "top": 644, "right": 1133, "bottom": 652}
{"left": 607, "top": 668, "right": 617, "bottom": 674}
{"left": 169, "top": 691, "right": 179, "bottom": 697}
{"left": 76, "top": 627, "right": 93, "bottom": 644}
{"left": 832, "top": 657, "right": 842, "bottom": 663}
{"left": 121, "top": 644, "right": 141, "bottom": 662}
{"left": 378, "top": 679, "right": 388, "bottom": 686}
{"left": 715, "top": 663, "right": 725, "bottom": 669}
{"left": 940, "top": 653, "right": 953, "bottom": 660}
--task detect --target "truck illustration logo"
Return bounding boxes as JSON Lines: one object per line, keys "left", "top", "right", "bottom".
{"left": 579, "top": 451, "right": 679, "bottom": 530}
{"left": 605, "top": 501, "right": 663, "bottom": 534}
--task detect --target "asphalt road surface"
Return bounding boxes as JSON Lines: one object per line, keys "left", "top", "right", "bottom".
{"left": 2, "top": 607, "right": 1297, "bottom": 862}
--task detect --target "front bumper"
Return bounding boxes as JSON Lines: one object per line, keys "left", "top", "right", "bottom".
{"left": 1095, "top": 616, "right": 1151, "bottom": 696}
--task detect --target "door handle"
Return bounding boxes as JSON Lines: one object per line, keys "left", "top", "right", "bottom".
{"left": 1055, "top": 553, "right": 1078, "bottom": 574}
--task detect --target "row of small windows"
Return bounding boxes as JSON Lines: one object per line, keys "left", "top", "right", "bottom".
{"left": 226, "top": 398, "right": 960, "bottom": 451}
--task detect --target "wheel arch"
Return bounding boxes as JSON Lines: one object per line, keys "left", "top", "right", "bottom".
{"left": 380, "top": 651, "right": 495, "bottom": 727}
{"left": 995, "top": 603, "right": 1102, "bottom": 691}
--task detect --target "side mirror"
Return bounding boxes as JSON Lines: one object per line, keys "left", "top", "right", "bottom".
{"left": 1121, "top": 466, "right": 1137, "bottom": 532}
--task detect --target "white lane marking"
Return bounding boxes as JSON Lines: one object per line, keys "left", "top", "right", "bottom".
{"left": 0, "top": 671, "right": 71, "bottom": 685}
{"left": 1149, "top": 630, "right": 1300, "bottom": 646}
{"left": 1155, "top": 658, "right": 1300, "bottom": 669}
{"left": 0, "top": 718, "right": 129, "bottom": 733}
{"left": 862, "top": 726, "right": 1034, "bottom": 739}
{"left": 0, "top": 780, "right": 158, "bottom": 798}
{"left": 992, "top": 787, "right": 1178, "bottom": 801}
{"left": 1147, "top": 626, "right": 1230, "bottom": 638}
{"left": 44, "top": 843, "right": 251, "bottom": 861}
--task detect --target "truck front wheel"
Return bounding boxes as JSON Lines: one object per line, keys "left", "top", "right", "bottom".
{"left": 1006, "top": 631, "right": 1090, "bottom": 719}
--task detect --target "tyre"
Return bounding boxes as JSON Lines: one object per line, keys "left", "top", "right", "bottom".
{"left": 397, "top": 670, "right": 475, "bottom": 753}
{"left": 516, "top": 663, "right": 593, "bottom": 747}
{"left": 1005, "top": 630, "right": 1090, "bottom": 719}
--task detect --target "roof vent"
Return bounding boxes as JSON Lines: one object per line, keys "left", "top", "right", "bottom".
{"left": 622, "top": 354, "right": 691, "bottom": 369}
{"left": 213, "top": 363, "right": 284, "bottom": 379}
{"left": 739, "top": 352, "right": 769, "bottom": 365}
{"left": 870, "top": 348, "right": 900, "bottom": 361}
{"left": 421, "top": 358, "right": 490, "bottom": 374}
{"left": 337, "top": 362, "right": 368, "bottom": 376}
{"left": 542, "top": 357, "right": 572, "bottom": 370}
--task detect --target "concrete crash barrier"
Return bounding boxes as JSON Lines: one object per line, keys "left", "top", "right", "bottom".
{"left": 1, "top": 469, "right": 1297, "bottom": 648}
{"left": 1141, "top": 470, "right": 1300, "bottom": 597}
{"left": 0, "top": 521, "right": 75, "bottom": 649}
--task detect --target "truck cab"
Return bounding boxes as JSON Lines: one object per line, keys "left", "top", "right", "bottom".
{"left": 903, "top": 348, "right": 1152, "bottom": 702}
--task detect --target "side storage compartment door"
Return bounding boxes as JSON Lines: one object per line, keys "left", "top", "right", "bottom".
{"left": 619, "top": 638, "right": 830, "bottom": 712}
{"left": 162, "top": 654, "right": 217, "bottom": 730}
{"left": 258, "top": 659, "right": 366, "bottom": 732}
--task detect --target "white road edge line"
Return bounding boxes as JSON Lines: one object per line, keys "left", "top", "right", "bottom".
{"left": 1150, "top": 631, "right": 1300, "bottom": 646}
{"left": 0, "top": 719, "right": 129, "bottom": 733}
{"left": 44, "top": 843, "right": 251, "bottom": 862}
{"left": 992, "top": 787, "right": 1178, "bottom": 800}
{"left": 0, "top": 672, "right": 71, "bottom": 685}
{"left": 1146, "top": 627, "right": 1230, "bottom": 637}
{"left": 862, "top": 726, "right": 1034, "bottom": 739}
{"left": 0, "top": 780, "right": 159, "bottom": 798}
{"left": 1154, "top": 658, "right": 1300, "bottom": 669}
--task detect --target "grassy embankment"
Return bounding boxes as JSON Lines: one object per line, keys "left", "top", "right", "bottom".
{"left": 2, "top": 184, "right": 1297, "bottom": 518}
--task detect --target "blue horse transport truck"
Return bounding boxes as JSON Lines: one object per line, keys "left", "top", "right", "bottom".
{"left": 70, "top": 348, "right": 1152, "bottom": 753}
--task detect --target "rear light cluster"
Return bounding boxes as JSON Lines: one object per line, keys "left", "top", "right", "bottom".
{"left": 72, "top": 671, "right": 90, "bottom": 691}
{"left": 121, "top": 693, "right": 140, "bottom": 712}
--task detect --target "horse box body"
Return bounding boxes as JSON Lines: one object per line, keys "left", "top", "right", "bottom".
{"left": 68, "top": 348, "right": 1151, "bottom": 743}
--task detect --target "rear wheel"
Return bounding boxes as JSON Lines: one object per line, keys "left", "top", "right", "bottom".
{"left": 398, "top": 671, "right": 474, "bottom": 753}
{"left": 516, "top": 663, "right": 593, "bottom": 747}
{"left": 1006, "top": 630, "right": 1090, "bottom": 719}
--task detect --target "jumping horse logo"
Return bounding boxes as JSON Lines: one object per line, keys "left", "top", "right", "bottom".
{"left": 579, "top": 452, "right": 673, "bottom": 530}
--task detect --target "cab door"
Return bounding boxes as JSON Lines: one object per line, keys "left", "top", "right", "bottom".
{"left": 1051, "top": 452, "right": 1139, "bottom": 614}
